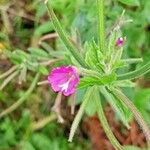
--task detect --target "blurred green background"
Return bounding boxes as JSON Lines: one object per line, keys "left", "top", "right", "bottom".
{"left": 0, "top": 0, "right": 150, "bottom": 149}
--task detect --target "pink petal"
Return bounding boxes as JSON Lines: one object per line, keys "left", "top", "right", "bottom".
{"left": 48, "top": 65, "right": 79, "bottom": 96}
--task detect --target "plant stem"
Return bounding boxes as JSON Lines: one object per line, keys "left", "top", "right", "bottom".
{"left": 68, "top": 87, "right": 94, "bottom": 142}
{"left": 1, "top": 6, "right": 13, "bottom": 34}
{"left": 112, "top": 88, "right": 150, "bottom": 147}
{"left": 121, "top": 58, "right": 143, "bottom": 64}
{"left": 97, "top": 0, "right": 105, "bottom": 53}
{"left": 95, "top": 87, "right": 123, "bottom": 150}
{"left": 31, "top": 114, "right": 57, "bottom": 131}
{"left": 117, "top": 61, "right": 150, "bottom": 80}
{"left": 46, "top": 0, "right": 88, "bottom": 68}
{"left": 0, "top": 73, "right": 40, "bottom": 118}
{"left": 0, "top": 66, "right": 17, "bottom": 79}
{"left": 0, "top": 70, "right": 19, "bottom": 90}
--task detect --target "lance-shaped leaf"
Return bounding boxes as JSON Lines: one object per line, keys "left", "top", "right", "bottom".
{"left": 85, "top": 40, "right": 104, "bottom": 71}
{"left": 78, "top": 73, "right": 116, "bottom": 89}
{"left": 46, "top": 0, "right": 88, "bottom": 68}
{"left": 112, "top": 88, "right": 150, "bottom": 146}
{"left": 94, "top": 86, "right": 123, "bottom": 150}
{"left": 100, "top": 87, "right": 131, "bottom": 128}
{"left": 117, "top": 61, "right": 150, "bottom": 80}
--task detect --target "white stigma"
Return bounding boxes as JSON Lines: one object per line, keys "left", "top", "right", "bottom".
{"left": 59, "top": 81, "right": 70, "bottom": 92}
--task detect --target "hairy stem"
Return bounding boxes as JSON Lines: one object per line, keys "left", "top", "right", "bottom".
{"left": 112, "top": 88, "right": 150, "bottom": 147}
{"left": 121, "top": 58, "right": 143, "bottom": 64}
{"left": 0, "top": 73, "right": 40, "bottom": 118}
{"left": 97, "top": 0, "right": 105, "bottom": 53}
{"left": 0, "top": 66, "right": 17, "bottom": 79}
{"left": 95, "top": 87, "right": 123, "bottom": 150}
{"left": 68, "top": 87, "right": 94, "bottom": 142}
{"left": 0, "top": 70, "right": 19, "bottom": 90}
{"left": 1, "top": 7, "right": 13, "bottom": 34}
{"left": 31, "top": 114, "right": 57, "bottom": 131}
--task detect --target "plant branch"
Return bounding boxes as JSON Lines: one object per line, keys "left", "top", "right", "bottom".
{"left": 0, "top": 73, "right": 40, "bottom": 118}
{"left": 0, "top": 70, "right": 19, "bottom": 90}
{"left": 31, "top": 114, "right": 57, "bottom": 131}
{"left": 0, "top": 66, "right": 17, "bottom": 79}
{"left": 68, "top": 87, "right": 94, "bottom": 142}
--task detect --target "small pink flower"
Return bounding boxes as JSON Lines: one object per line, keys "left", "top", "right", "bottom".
{"left": 116, "top": 37, "right": 124, "bottom": 47}
{"left": 48, "top": 66, "right": 79, "bottom": 96}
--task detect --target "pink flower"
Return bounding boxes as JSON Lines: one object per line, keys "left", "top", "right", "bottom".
{"left": 48, "top": 66, "right": 79, "bottom": 96}
{"left": 116, "top": 37, "right": 124, "bottom": 47}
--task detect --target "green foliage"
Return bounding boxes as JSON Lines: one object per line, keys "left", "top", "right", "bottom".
{"left": 85, "top": 40, "right": 104, "bottom": 71}
{"left": 0, "top": 0, "right": 150, "bottom": 149}
{"left": 78, "top": 73, "right": 116, "bottom": 89}
{"left": 134, "top": 88, "right": 150, "bottom": 126}
{"left": 124, "top": 146, "right": 147, "bottom": 150}
{"left": 118, "top": 0, "right": 140, "bottom": 6}
{"left": 101, "top": 87, "right": 132, "bottom": 128}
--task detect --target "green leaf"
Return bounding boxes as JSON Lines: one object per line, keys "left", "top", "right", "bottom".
{"left": 100, "top": 87, "right": 131, "bottom": 128}
{"left": 75, "top": 88, "right": 87, "bottom": 105}
{"left": 28, "top": 47, "right": 49, "bottom": 58}
{"left": 85, "top": 40, "right": 103, "bottom": 71}
{"left": 11, "top": 50, "right": 30, "bottom": 64}
{"left": 78, "top": 76, "right": 102, "bottom": 89}
{"left": 85, "top": 92, "right": 97, "bottom": 116}
{"left": 78, "top": 73, "right": 116, "bottom": 89}
{"left": 113, "top": 80, "right": 136, "bottom": 88}
{"left": 46, "top": 1, "right": 88, "bottom": 68}
{"left": 21, "top": 142, "right": 36, "bottom": 150}
{"left": 117, "top": 61, "right": 150, "bottom": 80}
{"left": 118, "top": 0, "right": 140, "bottom": 6}
{"left": 38, "top": 65, "right": 49, "bottom": 75}
{"left": 134, "top": 89, "right": 150, "bottom": 126}
{"left": 17, "top": 110, "right": 31, "bottom": 130}
{"left": 124, "top": 146, "right": 144, "bottom": 150}
{"left": 26, "top": 61, "right": 38, "bottom": 72}
{"left": 95, "top": 86, "right": 123, "bottom": 150}
{"left": 135, "top": 89, "right": 150, "bottom": 105}
{"left": 108, "top": 31, "right": 117, "bottom": 59}
{"left": 31, "top": 133, "right": 52, "bottom": 150}
{"left": 112, "top": 88, "right": 150, "bottom": 144}
{"left": 0, "top": 118, "right": 17, "bottom": 145}
{"left": 34, "top": 21, "right": 53, "bottom": 37}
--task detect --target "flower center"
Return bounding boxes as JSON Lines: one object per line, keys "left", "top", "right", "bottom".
{"left": 58, "top": 74, "right": 74, "bottom": 92}
{"left": 59, "top": 80, "right": 70, "bottom": 92}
